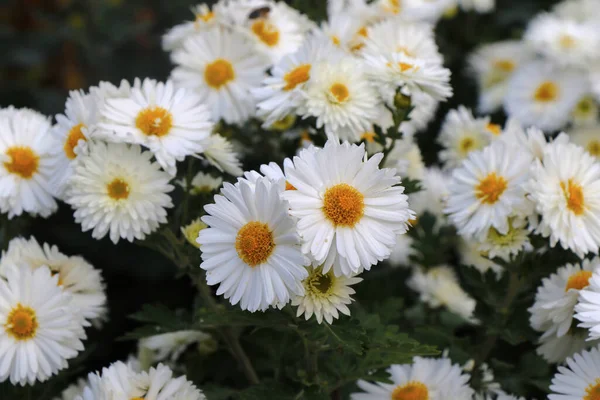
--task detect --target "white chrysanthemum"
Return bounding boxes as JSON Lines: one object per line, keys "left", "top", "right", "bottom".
{"left": 52, "top": 90, "right": 97, "bottom": 197}
{"left": 199, "top": 133, "right": 244, "bottom": 176}
{"left": 162, "top": 4, "right": 221, "bottom": 52}
{"left": 302, "top": 58, "right": 381, "bottom": 141}
{"left": 352, "top": 356, "right": 474, "bottom": 400}
{"left": 89, "top": 79, "right": 136, "bottom": 111}
{"left": 408, "top": 265, "right": 477, "bottom": 322}
{"left": 445, "top": 141, "right": 532, "bottom": 239}
{"left": 459, "top": 0, "right": 494, "bottom": 12}
{"left": 77, "top": 361, "right": 205, "bottom": 400}
{"left": 138, "top": 330, "right": 211, "bottom": 366}
{"left": 530, "top": 259, "right": 598, "bottom": 340}
{"left": 65, "top": 141, "right": 174, "bottom": 244}
{"left": 291, "top": 265, "right": 362, "bottom": 324}
{"left": 399, "top": 0, "right": 457, "bottom": 23}
{"left": 283, "top": 141, "right": 414, "bottom": 277}
{"left": 476, "top": 216, "right": 532, "bottom": 261}
{"left": 0, "top": 107, "right": 59, "bottom": 218}
{"left": 459, "top": 238, "right": 503, "bottom": 277}
{"left": 570, "top": 94, "right": 599, "bottom": 127}
{"left": 97, "top": 79, "right": 213, "bottom": 176}
{"left": 569, "top": 123, "right": 600, "bottom": 159}
{"left": 525, "top": 13, "right": 600, "bottom": 68}
{"left": 499, "top": 119, "right": 558, "bottom": 161}
{"left": 528, "top": 141, "right": 600, "bottom": 257}
{"left": 383, "top": 137, "right": 425, "bottom": 181}
{"left": 467, "top": 41, "right": 534, "bottom": 113}
{"left": 538, "top": 330, "right": 592, "bottom": 364}
{"left": 504, "top": 62, "right": 587, "bottom": 131}
{"left": 0, "top": 237, "right": 107, "bottom": 326}
{"left": 54, "top": 378, "right": 87, "bottom": 400}
{"left": 0, "top": 265, "right": 85, "bottom": 386}
{"left": 548, "top": 346, "right": 600, "bottom": 399}
{"left": 437, "top": 106, "right": 495, "bottom": 169}
{"left": 254, "top": 34, "right": 341, "bottom": 128}
{"left": 409, "top": 167, "right": 450, "bottom": 222}
{"left": 573, "top": 270, "right": 600, "bottom": 341}
{"left": 399, "top": 91, "right": 439, "bottom": 138}
{"left": 177, "top": 171, "right": 223, "bottom": 195}
{"left": 388, "top": 234, "right": 416, "bottom": 267}
{"left": 553, "top": 0, "right": 600, "bottom": 22}
{"left": 198, "top": 177, "right": 308, "bottom": 312}
{"left": 171, "top": 27, "right": 267, "bottom": 125}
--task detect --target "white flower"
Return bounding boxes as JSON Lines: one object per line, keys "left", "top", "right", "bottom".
{"left": 408, "top": 167, "right": 451, "bottom": 222}
{"left": 459, "top": 0, "right": 495, "bottom": 12}
{"left": 162, "top": 4, "right": 221, "bottom": 52}
{"left": 553, "top": 0, "right": 600, "bottom": 22}
{"left": 171, "top": 26, "right": 267, "bottom": 124}
{"left": 65, "top": 141, "right": 174, "bottom": 244}
{"left": 476, "top": 216, "right": 532, "bottom": 261}
{"left": 528, "top": 141, "right": 600, "bottom": 257}
{"left": 504, "top": 61, "right": 587, "bottom": 131}
{"left": 459, "top": 238, "right": 503, "bottom": 277}
{"left": 292, "top": 265, "right": 362, "bottom": 324}
{"left": 0, "top": 237, "right": 107, "bottom": 326}
{"left": 96, "top": 79, "right": 213, "bottom": 176}
{"left": 52, "top": 90, "right": 97, "bottom": 198}
{"left": 0, "top": 107, "right": 59, "bottom": 218}
{"left": 525, "top": 13, "right": 600, "bottom": 68}
{"left": 302, "top": 58, "right": 381, "bottom": 141}
{"left": 383, "top": 137, "right": 426, "bottom": 181}
{"left": 200, "top": 133, "right": 244, "bottom": 176}
{"left": 53, "top": 378, "right": 87, "bottom": 400}
{"left": 0, "top": 265, "right": 85, "bottom": 386}
{"left": 177, "top": 171, "right": 223, "bottom": 195}
{"left": 198, "top": 177, "right": 308, "bottom": 312}
{"left": 445, "top": 141, "right": 532, "bottom": 239}
{"left": 352, "top": 356, "right": 474, "bottom": 400}
{"left": 138, "top": 330, "right": 211, "bottom": 366}
{"left": 400, "top": 91, "right": 439, "bottom": 138}
{"left": 283, "top": 140, "right": 414, "bottom": 277}
{"left": 537, "top": 330, "right": 592, "bottom": 364}
{"left": 569, "top": 123, "right": 600, "bottom": 159}
{"left": 388, "top": 234, "right": 416, "bottom": 267}
{"left": 437, "top": 106, "right": 494, "bottom": 169}
{"left": 499, "top": 119, "right": 558, "bottom": 161}
{"left": 573, "top": 270, "right": 600, "bottom": 340}
{"left": 89, "top": 79, "right": 136, "bottom": 110}
{"left": 467, "top": 41, "right": 534, "bottom": 113}
{"left": 408, "top": 265, "right": 477, "bottom": 322}
{"left": 549, "top": 346, "right": 600, "bottom": 399}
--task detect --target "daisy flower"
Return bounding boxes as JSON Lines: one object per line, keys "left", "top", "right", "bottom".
{"left": 574, "top": 269, "right": 600, "bottom": 341}
{"left": 388, "top": 234, "right": 416, "bottom": 267}
{"left": 549, "top": 346, "right": 600, "bottom": 399}
{"left": 200, "top": 133, "right": 244, "bottom": 176}
{"left": 283, "top": 140, "right": 414, "bottom": 277}
{"left": 445, "top": 141, "right": 532, "bottom": 239}
{"left": 52, "top": 90, "right": 97, "bottom": 198}
{"left": 65, "top": 141, "right": 174, "bottom": 244}
{"left": 0, "top": 265, "right": 85, "bottom": 386}
{"left": 553, "top": 0, "right": 600, "bottom": 22}
{"left": 504, "top": 61, "right": 587, "bottom": 131}
{"left": 459, "top": 238, "right": 503, "bottom": 277}
{"left": 162, "top": 4, "right": 221, "bottom": 52}
{"left": 383, "top": 137, "right": 426, "bottom": 181}
{"left": 569, "top": 123, "right": 600, "bottom": 159}
{"left": 291, "top": 265, "right": 362, "bottom": 324}
{"left": 499, "top": 120, "right": 559, "bottom": 161}
{"left": 0, "top": 107, "right": 59, "bottom": 218}
{"left": 138, "top": 330, "right": 211, "bottom": 366}
{"left": 177, "top": 171, "right": 223, "bottom": 195}
{"left": 0, "top": 236, "right": 107, "bottom": 327}
{"left": 197, "top": 177, "right": 308, "bottom": 312}
{"left": 528, "top": 141, "right": 600, "bottom": 257}
{"left": 171, "top": 26, "right": 268, "bottom": 124}
{"left": 437, "top": 106, "right": 494, "bottom": 169}
{"left": 351, "top": 356, "right": 474, "bottom": 400}
{"left": 54, "top": 378, "right": 87, "bottom": 400}
{"left": 302, "top": 58, "right": 381, "bottom": 141}
{"left": 408, "top": 167, "right": 451, "bottom": 222}
{"left": 476, "top": 216, "right": 532, "bottom": 261}
{"left": 467, "top": 41, "right": 534, "bottom": 113}
{"left": 399, "top": 91, "right": 439, "bottom": 138}
{"left": 408, "top": 265, "right": 477, "bottom": 322}
{"left": 97, "top": 79, "right": 213, "bottom": 176}
{"left": 537, "top": 330, "right": 592, "bottom": 364}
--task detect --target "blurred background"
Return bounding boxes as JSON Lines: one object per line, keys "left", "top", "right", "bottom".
{"left": 0, "top": 0, "right": 561, "bottom": 396}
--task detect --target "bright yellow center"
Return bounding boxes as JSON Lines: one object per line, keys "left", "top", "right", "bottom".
{"left": 486, "top": 123, "right": 502, "bottom": 136}
{"left": 534, "top": 81, "right": 559, "bottom": 102}
{"left": 584, "top": 379, "right": 600, "bottom": 400}
{"left": 459, "top": 137, "right": 475, "bottom": 153}
{"left": 322, "top": 183, "right": 364, "bottom": 227}
{"left": 285, "top": 181, "right": 297, "bottom": 191}
{"left": 205, "top": 59, "right": 235, "bottom": 89}
{"left": 475, "top": 173, "right": 507, "bottom": 204}
{"left": 4, "top": 146, "right": 39, "bottom": 179}
{"left": 331, "top": 35, "right": 341, "bottom": 46}
{"left": 361, "top": 131, "right": 377, "bottom": 143}
{"left": 329, "top": 83, "right": 350, "bottom": 103}
{"left": 357, "top": 26, "right": 368, "bottom": 37}
{"left": 135, "top": 106, "right": 173, "bottom": 137}
{"left": 251, "top": 20, "right": 279, "bottom": 47}
{"left": 235, "top": 221, "right": 275, "bottom": 267}
{"left": 283, "top": 64, "right": 311, "bottom": 91}
{"left": 398, "top": 62, "right": 415, "bottom": 72}
{"left": 565, "top": 270, "right": 593, "bottom": 292}
{"left": 391, "top": 381, "right": 429, "bottom": 400}
{"left": 493, "top": 59, "right": 515, "bottom": 72}
{"left": 64, "top": 123, "right": 87, "bottom": 159}
{"left": 195, "top": 11, "right": 214, "bottom": 24}
{"left": 5, "top": 304, "right": 38, "bottom": 341}
{"left": 305, "top": 268, "right": 335, "bottom": 298}
{"left": 587, "top": 140, "right": 600, "bottom": 157}
{"left": 387, "top": 0, "right": 401, "bottom": 14}
{"left": 107, "top": 178, "right": 130, "bottom": 200}
{"left": 560, "top": 179, "right": 585, "bottom": 215}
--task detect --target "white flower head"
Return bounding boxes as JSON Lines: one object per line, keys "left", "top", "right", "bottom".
{"left": 549, "top": 346, "right": 600, "bottom": 399}
{"left": 200, "top": 133, "right": 244, "bottom": 177}
{"left": 162, "top": 4, "right": 222, "bottom": 52}
{"left": 138, "top": 330, "right": 211, "bottom": 367}
{"left": 569, "top": 123, "right": 600, "bottom": 160}
{"left": 574, "top": 269, "right": 600, "bottom": 341}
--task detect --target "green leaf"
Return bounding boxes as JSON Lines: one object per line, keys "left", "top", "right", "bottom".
{"left": 194, "top": 307, "right": 290, "bottom": 329}
{"left": 121, "top": 304, "right": 192, "bottom": 340}
{"left": 235, "top": 380, "right": 296, "bottom": 400}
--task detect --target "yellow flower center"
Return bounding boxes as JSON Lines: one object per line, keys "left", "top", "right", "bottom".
{"left": 5, "top": 304, "right": 38, "bottom": 341}
{"left": 559, "top": 34, "right": 576, "bottom": 49}
{"left": 391, "top": 381, "right": 429, "bottom": 400}
{"left": 235, "top": 221, "right": 275, "bottom": 267}
{"left": 251, "top": 20, "right": 279, "bottom": 47}
{"left": 361, "top": 131, "right": 377, "bottom": 143}
{"left": 386, "top": 0, "right": 401, "bottom": 14}
{"left": 322, "top": 183, "right": 364, "bottom": 227}
{"left": 475, "top": 173, "right": 507, "bottom": 205}
{"left": 4, "top": 146, "right": 39, "bottom": 179}
{"left": 205, "top": 59, "right": 235, "bottom": 89}
{"left": 587, "top": 140, "right": 600, "bottom": 157}
{"left": 107, "top": 178, "right": 130, "bottom": 200}
{"left": 283, "top": 64, "right": 311, "bottom": 91}
{"left": 565, "top": 270, "right": 593, "bottom": 292}
{"left": 64, "top": 123, "right": 87, "bottom": 159}
{"left": 459, "top": 137, "right": 475, "bottom": 153}
{"left": 486, "top": 219, "right": 521, "bottom": 246}
{"left": 398, "top": 62, "right": 415, "bottom": 72}
{"left": 195, "top": 11, "right": 214, "bottom": 24}
{"left": 135, "top": 106, "right": 173, "bottom": 137}
{"left": 285, "top": 181, "right": 297, "bottom": 191}
{"left": 560, "top": 179, "right": 585, "bottom": 215}
{"left": 305, "top": 268, "right": 335, "bottom": 298}
{"left": 493, "top": 59, "right": 515, "bottom": 72}
{"left": 357, "top": 26, "right": 368, "bottom": 37}
{"left": 486, "top": 123, "right": 502, "bottom": 136}
{"left": 534, "top": 81, "right": 559, "bottom": 102}
{"left": 328, "top": 83, "right": 350, "bottom": 103}
{"left": 331, "top": 35, "right": 341, "bottom": 46}
{"left": 584, "top": 379, "right": 600, "bottom": 400}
